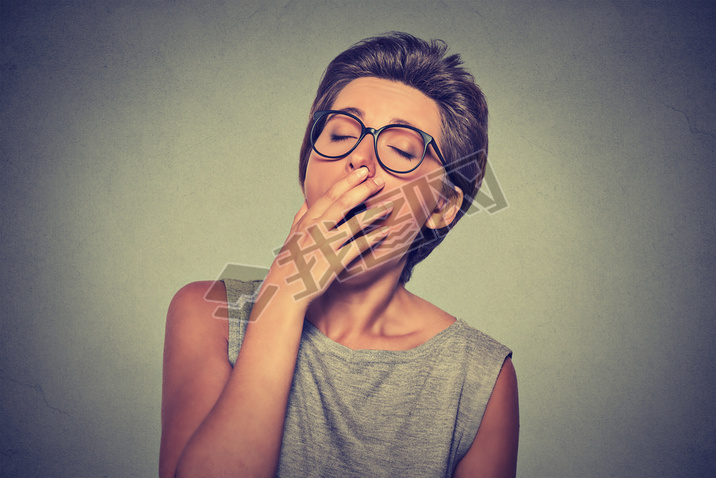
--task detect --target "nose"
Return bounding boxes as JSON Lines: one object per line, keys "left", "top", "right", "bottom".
{"left": 347, "top": 133, "right": 378, "bottom": 177}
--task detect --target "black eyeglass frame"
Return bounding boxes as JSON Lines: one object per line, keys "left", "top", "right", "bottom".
{"left": 310, "top": 110, "right": 448, "bottom": 175}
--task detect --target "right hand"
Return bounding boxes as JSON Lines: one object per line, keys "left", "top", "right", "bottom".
{"left": 265, "top": 166, "right": 393, "bottom": 309}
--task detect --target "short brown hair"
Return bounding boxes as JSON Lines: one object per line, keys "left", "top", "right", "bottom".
{"left": 298, "top": 32, "right": 488, "bottom": 283}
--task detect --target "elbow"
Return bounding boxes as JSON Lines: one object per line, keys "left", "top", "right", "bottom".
{"left": 160, "top": 442, "right": 203, "bottom": 478}
{"left": 172, "top": 448, "right": 262, "bottom": 478}
{"left": 172, "top": 447, "right": 206, "bottom": 478}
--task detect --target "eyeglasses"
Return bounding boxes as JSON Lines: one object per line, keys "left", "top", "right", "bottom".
{"left": 309, "top": 110, "right": 447, "bottom": 174}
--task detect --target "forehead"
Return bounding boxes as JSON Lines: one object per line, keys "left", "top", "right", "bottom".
{"left": 330, "top": 77, "right": 442, "bottom": 138}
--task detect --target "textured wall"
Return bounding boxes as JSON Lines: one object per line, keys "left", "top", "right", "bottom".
{"left": 1, "top": 1, "right": 714, "bottom": 476}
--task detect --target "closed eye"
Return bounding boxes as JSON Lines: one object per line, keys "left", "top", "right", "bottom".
{"left": 331, "top": 134, "right": 357, "bottom": 142}
{"left": 389, "top": 145, "right": 417, "bottom": 160}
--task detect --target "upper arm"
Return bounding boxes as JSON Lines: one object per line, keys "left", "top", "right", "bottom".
{"left": 159, "top": 281, "right": 232, "bottom": 478}
{"left": 453, "top": 357, "right": 519, "bottom": 478}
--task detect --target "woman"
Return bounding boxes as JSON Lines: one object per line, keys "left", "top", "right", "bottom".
{"left": 160, "top": 32, "right": 518, "bottom": 477}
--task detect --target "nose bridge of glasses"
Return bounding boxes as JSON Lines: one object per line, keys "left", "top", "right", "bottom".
{"left": 363, "top": 126, "right": 381, "bottom": 150}
{"left": 350, "top": 125, "right": 380, "bottom": 161}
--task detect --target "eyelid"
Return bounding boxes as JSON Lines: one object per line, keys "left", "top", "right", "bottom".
{"left": 388, "top": 145, "right": 416, "bottom": 160}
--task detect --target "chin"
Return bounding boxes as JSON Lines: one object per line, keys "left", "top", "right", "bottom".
{"left": 335, "top": 243, "right": 409, "bottom": 288}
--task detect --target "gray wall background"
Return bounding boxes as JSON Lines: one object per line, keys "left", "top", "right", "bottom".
{"left": 1, "top": 1, "right": 714, "bottom": 476}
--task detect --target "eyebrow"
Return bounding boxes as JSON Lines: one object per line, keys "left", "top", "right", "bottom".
{"left": 340, "top": 107, "right": 420, "bottom": 129}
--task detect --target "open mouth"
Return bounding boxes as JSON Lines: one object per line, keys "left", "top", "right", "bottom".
{"left": 335, "top": 202, "right": 368, "bottom": 228}
{"left": 335, "top": 201, "right": 391, "bottom": 246}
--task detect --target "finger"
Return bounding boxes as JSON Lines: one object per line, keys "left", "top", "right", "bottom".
{"left": 320, "top": 175, "right": 386, "bottom": 230}
{"left": 338, "top": 224, "right": 390, "bottom": 269}
{"left": 305, "top": 167, "right": 372, "bottom": 223}
{"left": 334, "top": 201, "right": 393, "bottom": 245}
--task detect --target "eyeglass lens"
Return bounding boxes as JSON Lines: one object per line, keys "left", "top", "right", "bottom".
{"left": 313, "top": 112, "right": 426, "bottom": 173}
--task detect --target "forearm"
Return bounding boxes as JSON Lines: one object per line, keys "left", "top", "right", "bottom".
{"left": 173, "top": 168, "right": 386, "bottom": 476}
{"left": 176, "top": 281, "right": 306, "bottom": 477}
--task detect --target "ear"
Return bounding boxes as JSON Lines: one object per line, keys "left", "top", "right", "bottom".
{"left": 426, "top": 186, "right": 463, "bottom": 230}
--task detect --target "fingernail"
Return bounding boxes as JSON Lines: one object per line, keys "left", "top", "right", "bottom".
{"left": 356, "top": 167, "right": 368, "bottom": 178}
{"left": 373, "top": 176, "right": 384, "bottom": 186}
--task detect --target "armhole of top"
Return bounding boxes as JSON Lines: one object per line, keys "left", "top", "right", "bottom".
{"left": 224, "top": 279, "right": 263, "bottom": 366}
{"left": 456, "top": 329, "right": 513, "bottom": 461}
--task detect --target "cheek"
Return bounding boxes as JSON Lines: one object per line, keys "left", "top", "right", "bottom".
{"left": 304, "top": 155, "right": 332, "bottom": 207}
{"left": 378, "top": 172, "right": 444, "bottom": 232}
{"left": 388, "top": 194, "right": 429, "bottom": 229}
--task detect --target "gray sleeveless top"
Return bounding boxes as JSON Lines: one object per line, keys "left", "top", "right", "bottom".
{"left": 225, "top": 279, "right": 511, "bottom": 478}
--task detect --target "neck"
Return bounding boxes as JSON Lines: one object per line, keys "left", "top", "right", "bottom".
{"left": 305, "top": 266, "right": 407, "bottom": 341}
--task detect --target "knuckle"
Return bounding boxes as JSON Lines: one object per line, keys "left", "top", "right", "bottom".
{"left": 324, "top": 186, "right": 339, "bottom": 202}
{"left": 336, "top": 196, "right": 352, "bottom": 211}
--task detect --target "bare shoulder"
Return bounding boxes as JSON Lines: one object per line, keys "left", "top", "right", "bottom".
{"left": 163, "top": 280, "right": 231, "bottom": 390}
{"left": 160, "top": 280, "right": 231, "bottom": 477}
{"left": 167, "top": 281, "right": 228, "bottom": 338}
{"left": 453, "top": 357, "right": 519, "bottom": 478}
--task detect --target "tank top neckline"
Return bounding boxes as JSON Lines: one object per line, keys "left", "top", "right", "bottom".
{"left": 300, "top": 318, "right": 467, "bottom": 363}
